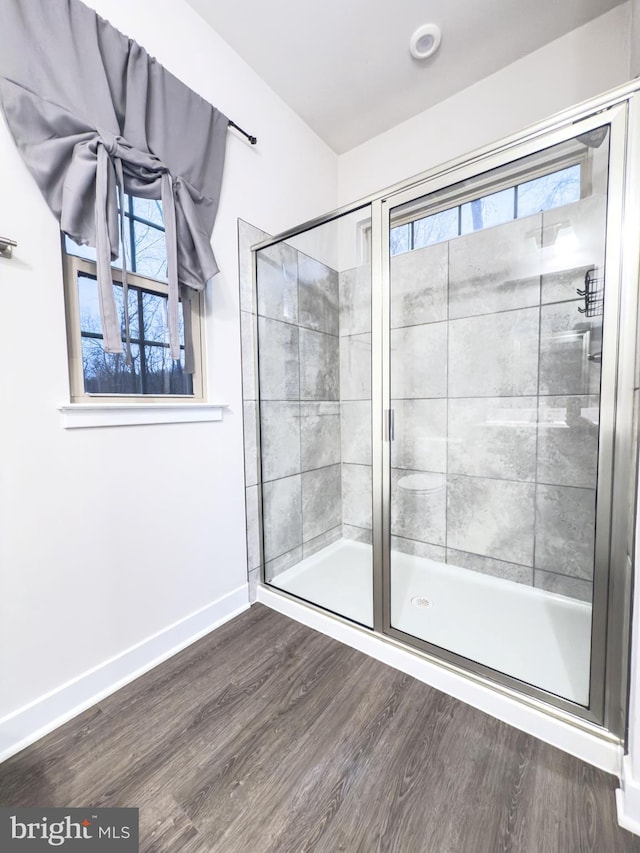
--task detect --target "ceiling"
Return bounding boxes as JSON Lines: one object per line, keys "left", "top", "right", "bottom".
{"left": 185, "top": 0, "right": 625, "bottom": 153}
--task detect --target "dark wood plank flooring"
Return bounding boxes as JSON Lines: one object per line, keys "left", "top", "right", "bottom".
{"left": 1, "top": 604, "right": 638, "bottom": 852}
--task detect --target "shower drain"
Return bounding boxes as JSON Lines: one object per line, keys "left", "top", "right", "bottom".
{"left": 411, "top": 596, "right": 433, "bottom": 608}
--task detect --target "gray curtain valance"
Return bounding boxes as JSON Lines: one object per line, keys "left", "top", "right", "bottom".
{"left": 0, "top": 0, "right": 229, "bottom": 365}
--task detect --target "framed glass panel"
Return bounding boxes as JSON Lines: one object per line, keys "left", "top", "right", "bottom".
{"left": 386, "top": 124, "right": 612, "bottom": 709}
{"left": 258, "top": 206, "right": 375, "bottom": 627}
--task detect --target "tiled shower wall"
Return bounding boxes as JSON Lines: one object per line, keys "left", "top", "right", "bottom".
{"left": 259, "top": 242, "right": 342, "bottom": 580}
{"left": 339, "top": 263, "right": 373, "bottom": 543}
{"left": 385, "top": 197, "right": 604, "bottom": 603}
{"left": 239, "top": 221, "right": 343, "bottom": 592}
{"left": 241, "top": 192, "right": 604, "bottom": 604}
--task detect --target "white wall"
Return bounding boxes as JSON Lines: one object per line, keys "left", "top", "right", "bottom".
{"left": 338, "top": 3, "right": 632, "bottom": 205}
{"left": 0, "top": 0, "right": 337, "bottom": 750}
{"left": 621, "top": 500, "right": 640, "bottom": 831}
{"left": 616, "top": 64, "right": 640, "bottom": 834}
{"left": 632, "top": 0, "right": 640, "bottom": 77}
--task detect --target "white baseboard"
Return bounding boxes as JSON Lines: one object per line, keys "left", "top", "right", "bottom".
{"left": 0, "top": 585, "right": 250, "bottom": 765}
{"left": 258, "top": 585, "right": 622, "bottom": 775}
{"left": 617, "top": 756, "right": 640, "bottom": 836}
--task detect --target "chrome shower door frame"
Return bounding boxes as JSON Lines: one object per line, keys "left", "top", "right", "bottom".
{"left": 252, "top": 80, "right": 640, "bottom": 740}
{"left": 374, "top": 101, "right": 635, "bottom": 732}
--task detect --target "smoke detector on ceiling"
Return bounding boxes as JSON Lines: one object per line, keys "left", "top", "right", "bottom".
{"left": 409, "top": 24, "right": 442, "bottom": 60}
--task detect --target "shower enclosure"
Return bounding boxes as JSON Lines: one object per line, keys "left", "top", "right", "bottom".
{"left": 248, "top": 87, "right": 640, "bottom": 735}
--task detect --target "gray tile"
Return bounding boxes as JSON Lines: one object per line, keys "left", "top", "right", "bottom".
{"left": 342, "top": 463, "right": 372, "bottom": 530}
{"left": 256, "top": 241, "right": 298, "bottom": 324}
{"left": 343, "top": 524, "right": 372, "bottom": 544}
{"left": 257, "top": 317, "right": 299, "bottom": 401}
{"left": 446, "top": 548, "right": 533, "bottom": 586}
{"left": 248, "top": 567, "right": 260, "bottom": 603}
{"left": 302, "top": 464, "right": 342, "bottom": 542}
{"left": 537, "top": 396, "right": 599, "bottom": 488}
{"left": 541, "top": 265, "right": 594, "bottom": 306}
{"left": 534, "top": 569, "right": 593, "bottom": 603}
{"left": 391, "top": 536, "right": 446, "bottom": 562}
{"left": 262, "top": 475, "right": 302, "bottom": 562}
{"left": 243, "top": 400, "right": 259, "bottom": 487}
{"left": 298, "top": 254, "right": 339, "bottom": 335}
{"left": 390, "top": 241, "right": 448, "bottom": 328}
{"left": 448, "top": 307, "right": 539, "bottom": 398}
{"left": 448, "top": 397, "right": 537, "bottom": 481}
{"left": 391, "top": 398, "right": 447, "bottom": 473}
{"left": 238, "top": 219, "right": 269, "bottom": 313}
{"left": 447, "top": 475, "right": 535, "bottom": 565}
{"left": 341, "top": 401, "right": 372, "bottom": 466}
{"left": 299, "top": 329, "right": 340, "bottom": 400}
{"left": 300, "top": 402, "right": 341, "bottom": 471}
{"left": 535, "top": 484, "right": 595, "bottom": 580}
{"left": 390, "top": 322, "right": 447, "bottom": 399}
{"left": 241, "top": 311, "right": 257, "bottom": 400}
{"left": 245, "top": 485, "right": 261, "bottom": 571}
{"left": 448, "top": 214, "right": 542, "bottom": 319}
{"left": 266, "top": 546, "right": 303, "bottom": 582}
{"left": 303, "top": 526, "right": 342, "bottom": 558}
{"left": 391, "top": 469, "right": 446, "bottom": 546}
{"left": 340, "top": 265, "right": 371, "bottom": 336}
{"left": 538, "top": 300, "right": 602, "bottom": 395}
{"left": 340, "top": 334, "right": 371, "bottom": 400}
{"left": 260, "top": 401, "right": 301, "bottom": 481}
{"left": 540, "top": 195, "right": 607, "bottom": 304}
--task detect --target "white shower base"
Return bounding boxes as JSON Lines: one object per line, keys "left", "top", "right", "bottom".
{"left": 270, "top": 538, "right": 592, "bottom": 705}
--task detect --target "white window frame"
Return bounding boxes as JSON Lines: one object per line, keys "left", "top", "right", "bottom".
{"left": 62, "top": 250, "right": 206, "bottom": 405}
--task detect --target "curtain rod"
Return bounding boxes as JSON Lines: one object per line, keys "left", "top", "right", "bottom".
{"left": 228, "top": 119, "right": 257, "bottom": 145}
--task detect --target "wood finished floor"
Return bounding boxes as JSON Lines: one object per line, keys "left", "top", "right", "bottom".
{"left": 1, "top": 604, "right": 639, "bottom": 852}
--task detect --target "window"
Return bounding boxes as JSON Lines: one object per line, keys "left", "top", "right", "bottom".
{"left": 390, "top": 164, "right": 582, "bottom": 256}
{"left": 63, "top": 194, "right": 204, "bottom": 402}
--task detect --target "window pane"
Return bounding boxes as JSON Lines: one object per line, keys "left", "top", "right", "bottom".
{"left": 114, "top": 281, "right": 141, "bottom": 339}
{"left": 66, "top": 227, "right": 130, "bottom": 269}
{"left": 65, "top": 236, "right": 96, "bottom": 263}
{"left": 143, "top": 344, "right": 193, "bottom": 395}
{"left": 141, "top": 291, "right": 167, "bottom": 343}
{"left": 517, "top": 165, "right": 581, "bottom": 218}
{"left": 132, "top": 221, "right": 168, "bottom": 280}
{"left": 78, "top": 274, "right": 139, "bottom": 338}
{"left": 131, "top": 196, "right": 164, "bottom": 227}
{"left": 110, "top": 224, "right": 132, "bottom": 271}
{"left": 390, "top": 224, "right": 410, "bottom": 256}
{"left": 140, "top": 291, "right": 185, "bottom": 345}
{"left": 81, "top": 338, "right": 141, "bottom": 394}
{"left": 460, "top": 187, "right": 515, "bottom": 234}
{"left": 412, "top": 207, "right": 459, "bottom": 249}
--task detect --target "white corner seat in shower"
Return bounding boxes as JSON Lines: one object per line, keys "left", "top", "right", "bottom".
{"left": 270, "top": 538, "right": 591, "bottom": 706}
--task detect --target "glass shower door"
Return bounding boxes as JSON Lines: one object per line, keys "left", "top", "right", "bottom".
{"left": 256, "top": 206, "right": 375, "bottom": 627}
{"left": 385, "top": 124, "right": 613, "bottom": 708}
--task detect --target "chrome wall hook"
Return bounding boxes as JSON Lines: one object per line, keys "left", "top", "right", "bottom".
{"left": 0, "top": 237, "right": 17, "bottom": 258}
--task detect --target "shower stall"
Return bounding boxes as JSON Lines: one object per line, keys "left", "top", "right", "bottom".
{"left": 245, "top": 85, "right": 640, "bottom": 736}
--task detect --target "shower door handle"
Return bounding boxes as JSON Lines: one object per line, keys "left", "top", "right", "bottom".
{"left": 385, "top": 408, "right": 395, "bottom": 442}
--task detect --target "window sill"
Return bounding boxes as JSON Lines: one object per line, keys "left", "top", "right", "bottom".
{"left": 59, "top": 402, "right": 228, "bottom": 429}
